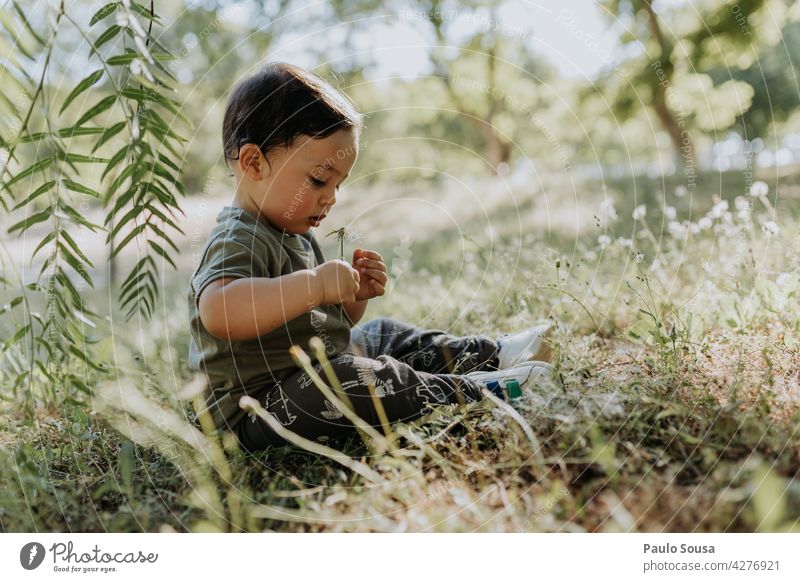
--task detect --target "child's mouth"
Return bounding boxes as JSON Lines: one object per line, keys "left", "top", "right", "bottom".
{"left": 308, "top": 215, "right": 324, "bottom": 226}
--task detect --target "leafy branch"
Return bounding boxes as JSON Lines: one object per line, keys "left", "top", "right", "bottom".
{"left": 0, "top": 0, "right": 189, "bottom": 411}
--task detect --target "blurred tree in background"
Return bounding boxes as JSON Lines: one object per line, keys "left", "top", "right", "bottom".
{"left": 596, "top": 0, "right": 792, "bottom": 170}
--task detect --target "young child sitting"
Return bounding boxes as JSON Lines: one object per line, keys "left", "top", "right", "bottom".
{"left": 187, "top": 62, "right": 555, "bottom": 453}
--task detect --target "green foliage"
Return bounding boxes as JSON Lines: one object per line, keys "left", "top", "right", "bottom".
{"left": 0, "top": 0, "right": 187, "bottom": 413}
{"left": 597, "top": 0, "right": 784, "bottom": 157}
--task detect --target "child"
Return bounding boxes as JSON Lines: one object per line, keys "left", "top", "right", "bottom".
{"left": 187, "top": 62, "right": 554, "bottom": 453}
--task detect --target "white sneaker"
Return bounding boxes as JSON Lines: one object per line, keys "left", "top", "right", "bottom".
{"left": 496, "top": 320, "right": 555, "bottom": 369}
{"left": 466, "top": 360, "right": 554, "bottom": 400}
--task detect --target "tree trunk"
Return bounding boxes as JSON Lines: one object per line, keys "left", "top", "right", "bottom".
{"left": 642, "top": 0, "right": 695, "bottom": 169}
{"left": 484, "top": 127, "right": 511, "bottom": 174}
{"left": 652, "top": 82, "right": 694, "bottom": 168}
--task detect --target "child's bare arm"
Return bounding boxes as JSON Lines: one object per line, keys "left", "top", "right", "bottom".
{"left": 198, "top": 260, "right": 360, "bottom": 341}
{"left": 342, "top": 298, "right": 368, "bottom": 325}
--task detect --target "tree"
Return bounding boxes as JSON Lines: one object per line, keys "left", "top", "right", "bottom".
{"left": 598, "top": 0, "right": 786, "bottom": 168}
{"left": 709, "top": 18, "right": 800, "bottom": 139}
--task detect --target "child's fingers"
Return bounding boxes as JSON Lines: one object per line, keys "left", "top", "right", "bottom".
{"left": 371, "top": 279, "right": 385, "bottom": 295}
{"left": 360, "top": 268, "right": 387, "bottom": 285}
{"left": 356, "top": 258, "right": 386, "bottom": 271}
{"left": 360, "top": 250, "right": 383, "bottom": 262}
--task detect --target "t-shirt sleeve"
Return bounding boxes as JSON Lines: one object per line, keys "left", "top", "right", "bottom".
{"left": 191, "top": 235, "right": 268, "bottom": 305}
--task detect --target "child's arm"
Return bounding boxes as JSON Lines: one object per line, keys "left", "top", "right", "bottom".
{"left": 343, "top": 298, "right": 369, "bottom": 325}
{"left": 198, "top": 260, "right": 360, "bottom": 341}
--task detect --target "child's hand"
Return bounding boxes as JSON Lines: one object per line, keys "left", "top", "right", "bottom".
{"left": 312, "top": 260, "right": 361, "bottom": 306}
{"left": 352, "top": 248, "right": 387, "bottom": 301}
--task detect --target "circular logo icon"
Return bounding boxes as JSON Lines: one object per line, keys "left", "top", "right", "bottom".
{"left": 20, "top": 542, "right": 46, "bottom": 570}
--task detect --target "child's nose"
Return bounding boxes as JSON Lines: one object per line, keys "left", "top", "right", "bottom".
{"left": 320, "top": 190, "right": 336, "bottom": 208}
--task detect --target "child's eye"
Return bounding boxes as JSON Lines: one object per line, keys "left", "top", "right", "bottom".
{"left": 308, "top": 177, "right": 326, "bottom": 187}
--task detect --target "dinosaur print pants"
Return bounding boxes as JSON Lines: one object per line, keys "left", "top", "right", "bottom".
{"left": 235, "top": 317, "right": 500, "bottom": 452}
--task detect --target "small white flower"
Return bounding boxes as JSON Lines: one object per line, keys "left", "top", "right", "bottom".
{"left": 600, "top": 199, "right": 618, "bottom": 222}
{"left": 668, "top": 221, "right": 688, "bottom": 239}
{"left": 675, "top": 185, "right": 688, "bottom": 198}
{"left": 762, "top": 221, "right": 780, "bottom": 236}
{"left": 598, "top": 234, "right": 612, "bottom": 248}
{"left": 633, "top": 250, "right": 644, "bottom": 263}
{"left": 632, "top": 205, "right": 646, "bottom": 220}
{"left": 709, "top": 200, "right": 729, "bottom": 218}
{"left": 664, "top": 206, "right": 677, "bottom": 220}
{"left": 734, "top": 196, "right": 751, "bottom": 211}
{"left": 689, "top": 222, "right": 701, "bottom": 235}
{"left": 749, "top": 181, "right": 769, "bottom": 197}
{"left": 617, "top": 237, "right": 633, "bottom": 248}
{"left": 698, "top": 217, "right": 713, "bottom": 230}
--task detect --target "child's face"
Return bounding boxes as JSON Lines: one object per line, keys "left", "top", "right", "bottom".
{"left": 238, "top": 129, "right": 358, "bottom": 234}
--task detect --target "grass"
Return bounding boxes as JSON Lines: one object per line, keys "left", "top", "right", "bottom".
{"left": 1, "top": 172, "right": 799, "bottom": 532}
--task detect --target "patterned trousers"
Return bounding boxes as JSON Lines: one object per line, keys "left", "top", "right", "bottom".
{"left": 235, "top": 317, "right": 500, "bottom": 452}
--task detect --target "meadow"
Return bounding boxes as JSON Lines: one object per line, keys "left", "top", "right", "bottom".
{"left": 2, "top": 168, "right": 798, "bottom": 533}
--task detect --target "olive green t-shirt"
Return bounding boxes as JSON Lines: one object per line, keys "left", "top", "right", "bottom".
{"left": 187, "top": 205, "right": 353, "bottom": 431}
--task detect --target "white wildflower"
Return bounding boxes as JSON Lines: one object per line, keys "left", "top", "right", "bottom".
{"left": 762, "top": 221, "right": 780, "bottom": 236}
{"left": 668, "top": 221, "right": 686, "bottom": 239}
{"left": 632, "top": 205, "right": 646, "bottom": 220}
{"left": 600, "top": 199, "right": 618, "bottom": 222}
{"left": 749, "top": 181, "right": 769, "bottom": 197}
{"left": 664, "top": 206, "right": 677, "bottom": 220}
{"left": 689, "top": 222, "right": 701, "bottom": 235}
{"left": 709, "top": 200, "right": 729, "bottom": 219}
{"left": 633, "top": 250, "right": 644, "bottom": 263}
{"left": 698, "top": 217, "right": 713, "bottom": 230}
{"left": 675, "top": 185, "right": 688, "bottom": 198}
{"left": 598, "top": 234, "right": 612, "bottom": 248}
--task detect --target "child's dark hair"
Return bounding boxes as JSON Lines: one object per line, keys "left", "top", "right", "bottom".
{"left": 222, "top": 62, "right": 362, "bottom": 168}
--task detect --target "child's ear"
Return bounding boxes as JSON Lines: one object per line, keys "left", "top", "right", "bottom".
{"left": 238, "top": 144, "right": 269, "bottom": 180}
